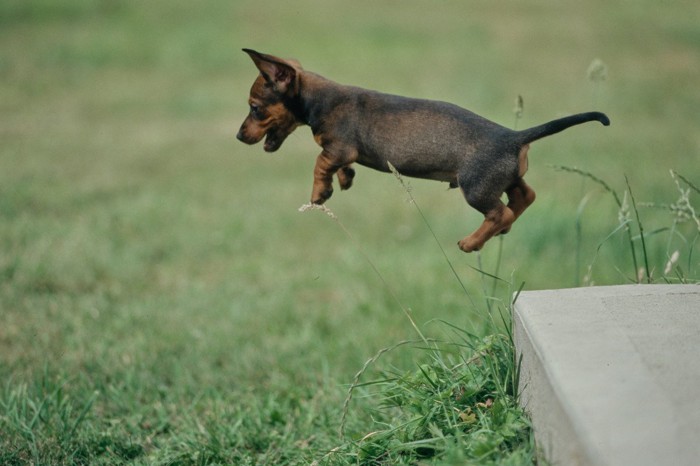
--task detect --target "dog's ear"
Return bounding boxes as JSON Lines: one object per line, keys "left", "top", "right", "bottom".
{"left": 243, "top": 49, "right": 298, "bottom": 95}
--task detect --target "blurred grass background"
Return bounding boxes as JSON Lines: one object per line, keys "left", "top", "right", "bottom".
{"left": 1, "top": 0, "right": 699, "bottom": 463}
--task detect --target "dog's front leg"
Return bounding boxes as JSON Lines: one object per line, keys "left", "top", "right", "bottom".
{"left": 336, "top": 165, "right": 356, "bottom": 191}
{"left": 311, "top": 151, "right": 341, "bottom": 204}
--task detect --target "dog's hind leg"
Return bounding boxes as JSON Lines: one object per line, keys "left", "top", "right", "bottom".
{"left": 458, "top": 200, "right": 516, "bottom": 252}
{"left": 499, "top": 178, "right": 536, "bottom": 235}
{"left": 456, "top": 160, "right": 518, "bottom": 252}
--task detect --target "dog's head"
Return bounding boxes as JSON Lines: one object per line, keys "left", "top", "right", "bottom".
{"left": 236, "top": 49, "right": 303, "bottom": 152}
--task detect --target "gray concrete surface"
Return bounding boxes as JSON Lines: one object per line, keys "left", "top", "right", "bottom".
{"left": 513, "top": 284, "right": 700, "bottom": 466}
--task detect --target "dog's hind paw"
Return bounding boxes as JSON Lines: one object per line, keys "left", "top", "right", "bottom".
{"left": 458, "top": 237, "right": 481, "bottom": 253}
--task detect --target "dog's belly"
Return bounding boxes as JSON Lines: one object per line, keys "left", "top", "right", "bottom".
{"left": 355, "top": 150, "right": 459, "bottom": 185}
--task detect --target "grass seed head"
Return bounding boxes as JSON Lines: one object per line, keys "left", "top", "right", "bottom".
{"left": 513, "top": 94, "right": 524, "bottom": 120}
{"left": 298, "top": 203, "right": 337, "bottom": 220}
{"left": 664, "top": 250, "right": 680, "bottom": 275}
{"left": 587, "top": 58, "right": 608, "bottom": 83}
{"left": 618, "top": 190, "right": 631, "bottom": 227}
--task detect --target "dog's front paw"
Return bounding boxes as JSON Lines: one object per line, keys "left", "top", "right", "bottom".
{"left": 311, "top": 187, "right": 334, "bottom": 204}
{"left": 337, "top": 166, "right": 356, "bottom": 190}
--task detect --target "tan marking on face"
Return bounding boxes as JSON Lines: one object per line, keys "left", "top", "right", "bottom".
{"left": 239, "top": 74, "right": 297, "bottom": 141}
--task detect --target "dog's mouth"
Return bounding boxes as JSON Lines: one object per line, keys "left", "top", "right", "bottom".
{"left": 263, "top": 130, "right": 289, "bottom": 152}
{"left": 263, "top": 134, "right": 281, "bottom": 152}
{"left": 237, "top": 127, "right": 282, "bottom": 152}
{"left": 238, "top": 117, "right": 299, "bottom": 153}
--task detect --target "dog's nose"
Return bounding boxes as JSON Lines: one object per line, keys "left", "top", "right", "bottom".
{"left": 236, "top": 129, "right": 245, "bottom": 141}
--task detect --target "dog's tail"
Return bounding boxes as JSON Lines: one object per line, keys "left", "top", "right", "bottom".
{"left": 517, "top": 112, "right": 610, "bottom": 144}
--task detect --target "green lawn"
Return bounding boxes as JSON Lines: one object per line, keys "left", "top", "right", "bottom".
{"left": 1, "top": 0, "right": 699, "bottom": 464}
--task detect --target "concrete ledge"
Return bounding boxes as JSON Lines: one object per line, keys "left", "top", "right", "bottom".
{"left": 513, "top": 285, "right": 700, "bottom": 466}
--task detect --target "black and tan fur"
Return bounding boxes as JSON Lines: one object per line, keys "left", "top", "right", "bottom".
{"left": 237, "top": 49, "right": 610, "bottom": 252}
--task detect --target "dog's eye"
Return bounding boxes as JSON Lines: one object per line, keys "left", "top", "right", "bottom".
{"left": 250, "top": 104, "right": 260, "bottom": 115}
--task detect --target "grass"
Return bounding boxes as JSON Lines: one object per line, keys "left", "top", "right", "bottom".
{"left": 301, "top": 191, "right": 533, "bottom": 464}
{"left": 1, "top": 0, "right": 699, "bottom": 464}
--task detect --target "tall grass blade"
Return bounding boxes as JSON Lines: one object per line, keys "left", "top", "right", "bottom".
{"left": 299, "top": 203, "right": 430, "bottom": 346}
{"left": 338, "top": 339, "right": 426, "bottom": 438}
{"left": 550, "top": 165, "right": 622, "bottom": 207}
{"left": 386, "top": 162, "right": 477, "bottom": 310}
{"left": 67, "top": 390, "right": 99, "bottom": 439}
{"left": 674, "top": 170, "right": 700, "bottom": 195}
{"left": 625, "top": 176, "right": 651, "bottom": 283}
